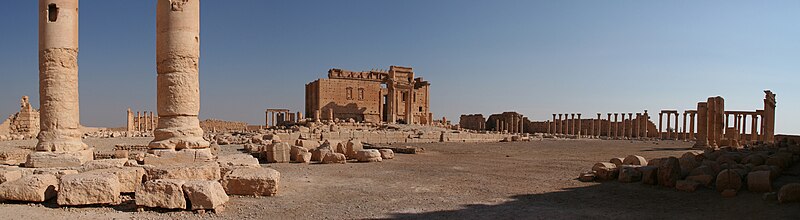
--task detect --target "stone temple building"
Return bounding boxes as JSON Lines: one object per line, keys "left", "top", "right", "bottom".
{"left": 305, "top": 66, "right": 432, "bottom": 124}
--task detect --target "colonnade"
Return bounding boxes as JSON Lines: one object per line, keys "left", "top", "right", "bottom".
{"left": 547, "top": 111, "right": 650, "bottom": 139}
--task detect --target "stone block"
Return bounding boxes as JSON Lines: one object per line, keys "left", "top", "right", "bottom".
{"left": 25, "top": 150, "right": 94, "bottom": 168}
{"left": 638, "top": 166, "right": 658, "bottom": 185}
{"left": 220, "top": 167, "right": 280, "bottom": 196}
{"left": 297, "top": 152, "right": 312, "bottom": 164}
{"left": 778, "top": 183, "right": 800, "bottom": 204}
{"left": 85, "top": 167, "right": 145, "bottom": 193}
{"left": 379, "top": 149, "right": 395, "bottom": 159}
{"left": 144, "top": 148, "right": 215, "bottom": 166}
{"left": 290, "top": 146, "right": 309, "bottom": 162}
{"left": 0, "top": 169, "right": 22, "bottom": 184}
{"left": 346, "top": 140, "right": 364, "bottom": 159}
{"left": 57, "top": 172, "right": 121, "bottom": 206}
{"left": 183, "top": 180, "right": 229, "bottom": 211}
{"left": 217, "top": 154, "right": 260, "bottom": 168}
{"left": 578, "top": 172, "right": 596, "bottom": 182}
{"left": 618, "top": 165, "right": 642, "bottom": 183}
{"left": 145, "top": 162, "right": 221, "bottom": 181}
{"left": 747, "top": 171, "right": 773, "bottom": 193}
{"left": 657, "top": 157, "right": 681, "bottom": 188}
{"left": 311, "top": 148, "right": 332, "bottom": 162}
{"left": 264, "top": 142, "right": 291, "bottom": 163}
{"left": 0, "top": 174, "right": 58, "bottom": 202}
{"left": 356, "top": 150, "right": 382, "bottom": 163}
{"left": 79, "top": 159, "right": 127, "bottom": 172}
{"left": 136, "top": 179, "right": 187, "bottom": 209}
{"left": 322, "top": 153, "right": 347, "bottom": 164}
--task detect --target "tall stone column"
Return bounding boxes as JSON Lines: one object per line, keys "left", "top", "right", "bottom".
{"left": 658, "top": 112, "right": 663, "bottom": 140}
{"left": 707, "top": 98, "right": 718, "bottom": 148}
{"left": 634, "top": 113, "right": 641, "bottom": 138}
{"left": 596, "top": 113, "right": 601, "bottom": 138}
{"left": 613, "top": 113, "right": 619, "bottom": 138}
{"left": 127, "top": 108, "right": 135, "bottom": 132}
{"left": 682, "top": 112, "right": 688, "bottom": 141}
{"left": 558, "top": 114, "right": 563, "bottom": 134}
{"left": 552, "top": 114, "right": 556, "bottom": 135}
{"left": 606, "top": 113, "right": 612, "bottom": 138}
{"left": 520, "top": 117, "right": 526, "bottom": 134}
{"left": 689, "top": 112, "right": 695, "bottom": 140}
{"left": 36, "top": 0, "right": 87, "bottom": 152}
{"left": 568, "top": 114, "right": 574, "bottom": 135}
{"left": 666, "top": 112, "right": 673, "bottom": 140}
{"left": 694, "top": 102, "right": 708, "bottom": 148}
{"left": 762, "top": 91, "right": 776, "bottom": 144}
{"left": 674, "top": 112, "right": 680, "bottom": 140}
{"left": 150, "top": 0, "right": 209, "bottom": 150}
{"left": 577, "top": 114, "right": 582, "bottom": 137}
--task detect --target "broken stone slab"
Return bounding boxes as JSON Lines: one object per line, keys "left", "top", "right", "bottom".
{"left": 85, "top": 167, "right": 145, "bottom": 193}
{"left": 79, "top": 159, "right": 127, "bottom": 172}
{"left": 145, "top": 162, "right": 221, "bottom": 181}
{"left": 297, "top": 152, "right": 312, "bottom": 164}
{"left": 322, "top": 153, "right": 347, "bottom": 164}
{"left": 716, "top": 169, "right": 743, "bottom": 192}
{"left": 290, "top": 146, "right": 309, "bottom": 162}
{"left": 144, "top": 148, "right": 215, "bottom": 166}
{"left": 623, "top": 155, "right": 648, "bottom": 166}
{"left": 592, "top": 162, "right": 618, "bottom": 181}
{"left": 676, "top": 180, "right": 700, "bottom": 192}
{"left": 657, "top": 157, "right": 681, "bottom": 188}
{"left": 221, "top": 167, "right": 280, "bottom": 196}
{"left": 25, "top": 149, "right": 94, "bottom": 168}
{"left": 356, "top": 150, "right": 383, "bottom": 163}
{"left": 747, "top": 170, "right": 773, "bottom": 193}
{"left": 346, "top": 140, "right": 364, "bottom": 159}
{"left": 57, "top": 172, "right": 121, "bottom": 206}
{"left": 379, "top": 149, "right": 395, "bottom": 159}
{"left": 778, "top": 183, "right": 800, "bottom": 204}
{"left": 136, "top": 179, "right": 187, "bottom": 210}
{"left": 311, "top": 148, "right": 332, "bottom": 162}
{"left": 183, "top": 180, "right": 229, "bottom": 211}
{"left": 0, "top": 174, "right": 58, "bottom": 202}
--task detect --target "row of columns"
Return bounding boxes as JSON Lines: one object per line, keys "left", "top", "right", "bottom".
{"left": 547, "top": 111, "right": 650, "bottom": 139}
{"left": 493, "top": 115, "right": 526, "bottom": 134}
{"left": 266, "top": 109, "right": 303, "bottom": 127}
{"left": 127, "top": 108, "right": 158, "bottom": 132}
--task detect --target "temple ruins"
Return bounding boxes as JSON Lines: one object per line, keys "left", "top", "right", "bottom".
{"left": 0, "top": 96, "right": 40, "bottom": 139}
{"left": 305, "top": 66, "right": 432, "bottom": 124}
{"left": 126, "top": 108, "right": 159, "bottom": 133}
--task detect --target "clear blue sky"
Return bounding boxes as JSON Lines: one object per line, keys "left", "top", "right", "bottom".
{"left": 0, "top": 0, "right": 798, "bottom": 134}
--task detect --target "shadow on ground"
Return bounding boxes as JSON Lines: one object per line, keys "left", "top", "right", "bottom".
{"left": 386, "top": 179, "right": 800, "bottom": 219}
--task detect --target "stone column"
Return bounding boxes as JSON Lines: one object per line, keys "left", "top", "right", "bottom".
{"left": 551, "top": 114, "right": 556, "bottom": 135}
{"left": 520, "top": 117, "right": 526, "bottom": 134}
{"left": 29, "top": 0, "right": 90, "bottom": 168}
{"left": 762, "top": 91, "right": 776, "bottom": 144}
{"left": 689, "top": 112, "right": 695, "bottom": 140}
{"left": 707, "top": 98, "right": 718, "bottom": 148}
{"left": 557, "top": 114, "right": 563, "bottom": 134}
{"left": 693, "top": 103, "right": 709, "bottom": 148}
{"left": 150, "top": 0, "right": 209, "bottom": 150}
{"left": 666, "top": 112, "right": 673, "bottom": 140}
{"left": 596, "top": 113, "right": 601, "bottom": 138}
{"left": 606, "top": 113, "right": 612, "bottom": 138}
{"left": 674, "top": 112, "right": 680, "bottom": 140}
{"left": 613, "top": 113, "right": 619, "bottom": 138}
{"left": 577, "top": 114, "right": 582, "bottom": 137}
{"left": 150, "top": 112, "right": 156, "bottom": 131}
{"left": 658, "top": 112, "right": 663, "bottom": 140}
{"left": 495, "top": 119, "right": 500, "bottom": 132}
{"left": 681, "top": 112, "right": 687, "bottom": 141}
{"left": 297, "top": 111, "right": 303, "bottom": 122}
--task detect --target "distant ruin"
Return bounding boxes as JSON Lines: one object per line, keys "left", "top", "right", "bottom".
{"left": 0, "top": 96, "right": 40, "bottom": 138}
{"left": 305, "top": 66, "right": 432, "bottom": 124}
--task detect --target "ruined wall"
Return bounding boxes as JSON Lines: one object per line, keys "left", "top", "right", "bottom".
{"left": 0, "top": 96, "right": 40, "bottom": 137}
{"left": 199, "top": 119, "right": 248, "bottom": 132}
{"left": 306, "top": 78, "right": 383, "bottom": 122}
{"left": 459, "top": 114, "right": 486, "bottom": 130}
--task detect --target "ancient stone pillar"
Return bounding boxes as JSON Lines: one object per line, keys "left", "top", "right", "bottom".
{"left": 557, "top": 114, "right": 563, "bottom": 134}
{"left": 577, "top": 114, "right": 582, "bottom": 137}
{"left": 552, "top": 114, "right": 556, "bottom": 135}
{"left": 643, "top": 110, "right": 649, "bottom": 138}
{"left": 613, "top": 113, "right": 619, "bottom": 138}
{"left": 596, "top": 113, "right": 601, "bottom": 138}
{"left": 751, "top": 114, "right": 758, "bottom": 142}
{"left": 689, "top": 112, "right": 695, "bottom": 140}
{"left": 150, "top": 0, "right": 209, "bottom": 150}
{"left": 658, "top": 112, "right": 663, "bottom": 140}
{"left": 297, "top": 111, "right": 302, "bottom": 122}
{"left": 666, "top": 112, "right": 673, "bottom": 140}
{"left": 520, "top": 117, "right": 526, "bottom": 134}
{"left": 620, "top": 113, "right": 626, "bottom": 139}
{"left": 495, "top": 119, "right": 500, "bottom": 132}
{"left": 127, "top": 108, "right": 134, "bottom": 132}
{"left": 606, "top": 113, "right": 612, "bottom": 137}
{"left": 706, "top": 98, "right": 718, "bottom": 147}
{"left": 762, "top": 91, "right": 776, "bottom": 144}
{"left": 694, "top": 103, "right": 708, "bottom": 148}
{"left": 314, "top": 110, "right": 321, "bottom": 122}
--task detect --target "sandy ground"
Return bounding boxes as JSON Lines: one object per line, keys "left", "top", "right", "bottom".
{"left": 0, "top": 138, "right": 799, "bottom": 219}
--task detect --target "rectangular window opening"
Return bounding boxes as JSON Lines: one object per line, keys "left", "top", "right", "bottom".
{"left": 48, "top": 4, "right": 59, "bottom": 22}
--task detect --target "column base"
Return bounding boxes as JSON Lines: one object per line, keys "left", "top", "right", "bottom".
{"left": 149, "top": 136, "right": 210, "bottom": 150}
{"left": 36, "top": 137, "right": 88, "bottom": 152}
{"left": 25, "top": 149, "right": 94, "bottom": 168}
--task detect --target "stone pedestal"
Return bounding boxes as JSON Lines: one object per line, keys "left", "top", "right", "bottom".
{"left": 150, "top": 0, "right": 210, "bottom": 150}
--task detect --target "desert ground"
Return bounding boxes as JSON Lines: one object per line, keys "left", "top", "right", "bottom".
{"left": 0, "top": 138, "right": 798, "bottom": 219}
